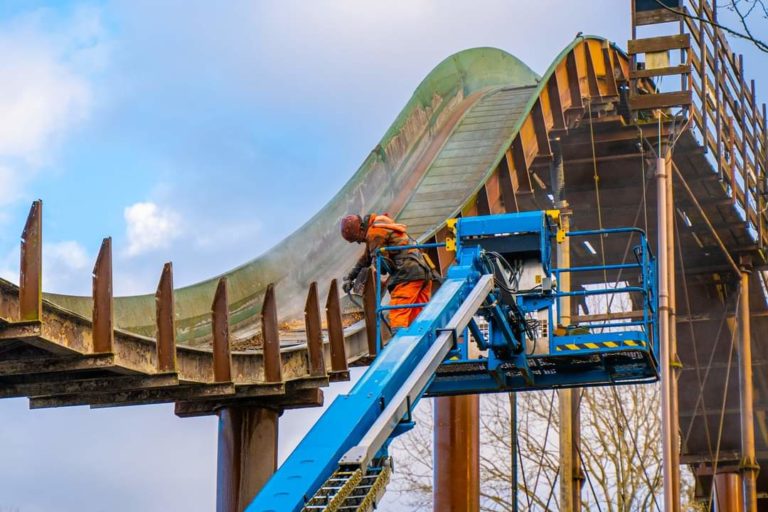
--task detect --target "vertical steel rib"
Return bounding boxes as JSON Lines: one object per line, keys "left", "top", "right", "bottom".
{"left": 326, "top": 279, "right": 348, "bottom": 376}
{"left": 212, "top": 278, "right": 232, "bottom": 383}
{"left": 261, "top": 283, "right": 282, "bottom": 383}
{"left": 155, "top": 262, "right": 177, "bottom": 373}
{"left": 92, "top": 237, "right": 114, "bottom": 354}
{"left": 19, "top": 200, "right": 42, "bottom": 322}
{"left": 304, "top": 282, "right": 326, "bottom": 377}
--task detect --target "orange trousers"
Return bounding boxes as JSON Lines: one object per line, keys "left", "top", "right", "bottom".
{"left": 389, "top": 280, "right": 432, "bottom": 329}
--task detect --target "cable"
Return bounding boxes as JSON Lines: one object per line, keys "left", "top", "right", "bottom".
{"left": 675, "top": 212, "right": 716, "bottom": 463}
{"left": 681, "top": 296, "right": 730, "bottom": 446}
{"left": 542, "top": 469, "right": 559, "bottom": 511}
{"left": 586, "top": 98, "right": 611, "bottom": 291}
{"left": 575, "top": 441, "right": 605, "bottom": 512}
{"left": 515, "top": 409, "right": 533, "bottom": 511}
{"left": 531, "top": 391, "right": 557, "bottom": 496}
{"left": 705, "top": 289, "right": 741, "bottom": 510}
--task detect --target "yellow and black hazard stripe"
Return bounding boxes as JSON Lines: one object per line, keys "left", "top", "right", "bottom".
{"left": 554, "top": 340, "right": 647, "bottom": 352}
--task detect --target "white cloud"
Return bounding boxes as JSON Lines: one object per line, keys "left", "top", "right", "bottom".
{"left": 0, "top": 38, "right": 90, "bottom": 161}
{"left": 0, "top": 240, "right": 91, "bottom": 295}
{"left": 46, "top": 240, "right": 90, "bottom": 271}
{"left": 124, "top": 202, "right": 182, "bottom": 256}
{"left": 43, "top": 240, "right": 91, "bottom": 294}
{"left": 0, "top": 6, "right": 106, "bottom": 206}
{"left": 0, "top": 166, "right": 22, "bottom": 207}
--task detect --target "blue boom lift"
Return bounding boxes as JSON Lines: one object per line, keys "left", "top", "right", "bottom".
{"left": 247, "top": 210, "right": 658, "bottom": 512}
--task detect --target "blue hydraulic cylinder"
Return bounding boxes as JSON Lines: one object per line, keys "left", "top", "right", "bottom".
{"left": 245, "top": 276, "right": 475, "bottom": 512}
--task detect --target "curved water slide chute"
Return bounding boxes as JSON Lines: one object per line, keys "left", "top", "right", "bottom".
{"left": 1, "top": 36, "right": 642, "bottom": 407}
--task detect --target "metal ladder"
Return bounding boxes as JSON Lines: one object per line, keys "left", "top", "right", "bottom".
{"left": 302, "top": 458, "right": 391, "bottom": 512}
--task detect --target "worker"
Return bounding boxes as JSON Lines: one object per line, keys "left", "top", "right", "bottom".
{"left": 340, "top": 213, "right": 437, "bottom": 330}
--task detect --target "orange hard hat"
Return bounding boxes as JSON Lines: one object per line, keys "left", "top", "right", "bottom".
{"left": 340, "top": 214, "right": 364, "bottom": 243}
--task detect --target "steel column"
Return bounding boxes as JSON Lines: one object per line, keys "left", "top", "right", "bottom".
{"left": 217, "top": 407, "right": 279, "bottom": 512}
{"left": 553, "top": 140, "right": 582, "bottom": 511}
{"left": 433, "top": 395, "right": 480, "bottom": 512}
{"left": 666, "top": 152, "right": 681, "bottom": 511}
{"left": 557, "top": 206, "right": 582, "bottom": 511}
{"left": 657, "top": 152, "right": 677, "bottom": 512}
{"left": 715, "top": 472, "right": 744, "bottom": 512}
{"left": 737, "top": 265, "right": 759, "bottom": 510}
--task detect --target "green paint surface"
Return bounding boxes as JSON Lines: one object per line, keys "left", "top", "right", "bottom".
{"left": 44, "top": 38, "right": 608, "bottom": 347}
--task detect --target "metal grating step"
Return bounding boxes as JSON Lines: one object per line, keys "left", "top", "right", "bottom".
{"left": 302, "top": 458, "right": 392, "bottom": 512}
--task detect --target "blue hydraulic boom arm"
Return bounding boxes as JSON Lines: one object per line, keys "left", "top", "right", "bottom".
{"left": 247, "top": 211, "right": 659, "bottom": 512}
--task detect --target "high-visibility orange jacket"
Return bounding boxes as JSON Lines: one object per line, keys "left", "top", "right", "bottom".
{"left": 350, "top": 213, "right": 433, "bottom": 291}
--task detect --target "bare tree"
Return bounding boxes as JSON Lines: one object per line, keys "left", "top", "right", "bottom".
{"left": 388, "top": 385, "right": 705, "bottom": 511}
{"left": 651, "top": 0, "right": 768, "bottom": 53}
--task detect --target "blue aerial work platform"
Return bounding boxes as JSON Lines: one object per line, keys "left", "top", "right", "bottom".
{"left": 247, "top": 210, "right": 658, "bottom": 512}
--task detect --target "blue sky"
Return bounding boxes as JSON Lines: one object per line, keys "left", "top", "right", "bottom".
{"left": 0, "top": 1, "right": 764, "bottom": 510}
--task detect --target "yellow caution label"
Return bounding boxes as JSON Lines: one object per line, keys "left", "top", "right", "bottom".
{"left": 554, "top": 340, "right": 647, "bottom": 352}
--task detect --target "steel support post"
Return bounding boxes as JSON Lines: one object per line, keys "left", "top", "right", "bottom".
{"left": 556, "top": 206, "right": 582, "bottom": 511}
{"left": 510, "top": 393, "right": 518, "bottom": 512}
{"left": 217, "top": 407, "right": 279, "bottom": 512}
{"left": 433, "top": 395, "right": 480, "bottom": 512}
{"left": 737, "top": 264, "right": 759, "bottom": 511}
{"left": 715, "top": 472, "right": 744, "bottom": 512}
{"left": 666, "top": 152, "right": 681, "bottom": 511}
{"left": 657, "top": 152, "right": 677, "bottom": 512}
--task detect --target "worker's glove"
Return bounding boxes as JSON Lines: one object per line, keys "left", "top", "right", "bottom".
{"left": 343, "top": 267, "right": 361, "bottom": 293}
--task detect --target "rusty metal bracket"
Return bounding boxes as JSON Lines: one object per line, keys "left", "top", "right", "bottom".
{"left": 261, "top": 284, "right": 282, "bottom": 383}
{"left": 92, "top": 237, "right": 114, "bottom": 354}
{"left": 155, "top": 262, "right": 177, "bottom": 373}
{"left": 19, "top": 200, "right": 42, "bottom": 322}
{"left": 325, "top": 279, "right": 349, "bottom": 379}
{"left": 304, "top": 281, "right": 326, "bottom": 378}
{"left": 212, "top": 278, "right": 232, "bottom": 383}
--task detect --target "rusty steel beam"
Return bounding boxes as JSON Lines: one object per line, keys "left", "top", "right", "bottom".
{"left": 584, "top": 45, "right": 601, "bottom": 99}
{"left": 92, "top": 237, "right": 114, "bottom": 354}
{"left": 672, "top": 162, "right": 740, "bottom": 275}
{"left": 737, "top": 264, "right": 759, "bottom": 510}
{"left": 212, "top": 278, "right": 232, "bottom": 383}
{"left": 362, "top": 267, "right": 378, "bottom": 356}
{"left": 260, "top": 284, "right": 282, "bottom": 384}
{"left": 657, "top": 153, "right": 675, "bottom": 512}
{"left": 304, "top": 281, "right": 326, "bottom": 377}
{"left": 176, "top": 387, "right": 323, "bottom": 418}
{"left": 547, "top": 73, "right": 567, "bottom": 131}
{"left": 29, "top": 382, "right": 237, "bottom": 409}
{"left": 325, "top": 279, "right": 348, "bottom": 379}
{"left": 0, "top": 373, "right": 179, "bottom": 399}
{"left": 155, "top": 262, "right": 177, "bottom": 373}
{"left": 601, "top": 42, "right": 619, "bottom": 97}
{"left": 217, "top": 407, "right": 279, "bottom": 512}
{"left": 557, "top": 208, "right": 582, "bottom": 511}
{"left": 0, "top": 353, "right": 115, "bottom": 376}
{"left": 565, "top": 50, "right": 583, "bottom": 110}
{"left": 715, "top": 472, "right": 745, "bottom": 511}
{"left": 667, "top": 150, "right": 681, "bottom": 511}
{"left": 500, "top": 150, "right": 520, "bottom": 213}
{"left": 433, "top": 395, "right": 480, "bottom": 512}
{"left": 19, "top": 200, "right": 42, "bottom": 322}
